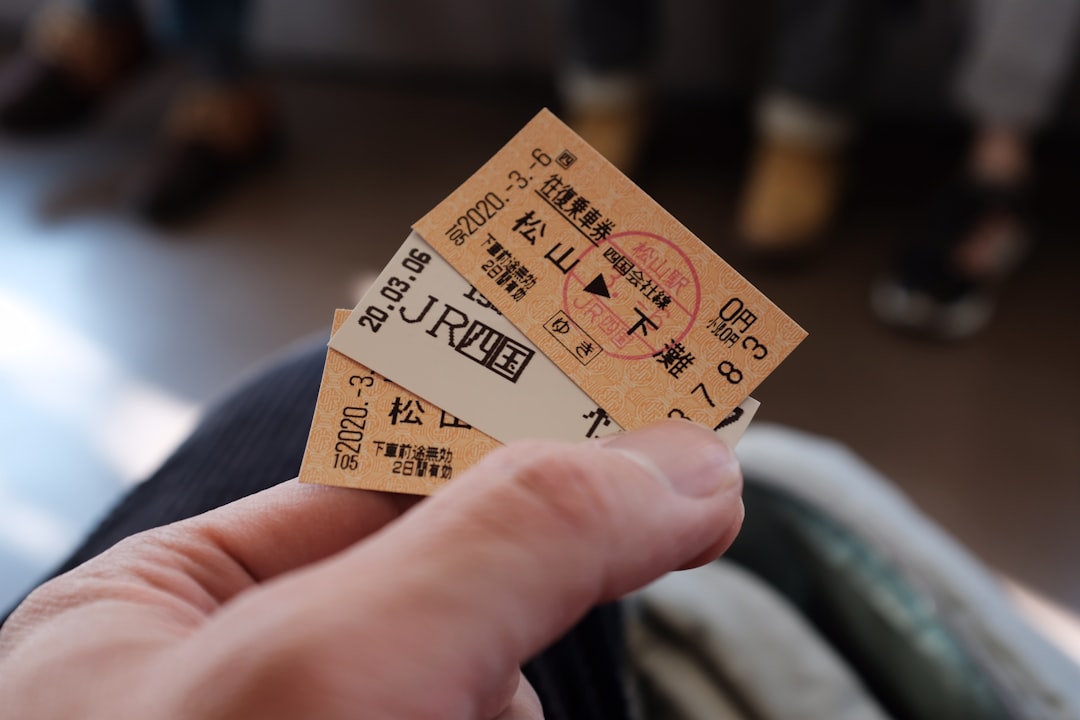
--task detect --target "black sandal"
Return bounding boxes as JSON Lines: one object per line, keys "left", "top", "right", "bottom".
{"left": 871, "top": 178, "right": 1030, "bottom": 341}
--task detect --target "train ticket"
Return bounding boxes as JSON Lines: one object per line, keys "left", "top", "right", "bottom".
{"left": 301, "top": 310, "right": 500, "bottom": 495}
{"left": 412, "top": 108, "right": 806, "bottom": 432}
{"left": 330, "top": 231, "right": 760, "bottom": 445}
{"left": 306, "top": 309, "right": 758, "bottom": 495}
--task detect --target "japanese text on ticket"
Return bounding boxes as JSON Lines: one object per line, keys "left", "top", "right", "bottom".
{"left": 305, "top": 310, "right": 758, "bottom": 495}
{"left": 302, "top": 311, "right": 500, "bottom": 494}
{"left": 412, "top": 109, "right": 806, "bottom": 432}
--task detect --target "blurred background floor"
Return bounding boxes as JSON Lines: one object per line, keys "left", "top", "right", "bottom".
{"left": 0, "top": 66, "right": 1077, "bottom": 653}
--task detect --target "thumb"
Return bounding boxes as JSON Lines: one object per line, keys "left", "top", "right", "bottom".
{"left": 222, "top": 419, "right": 743, "bottom": 718}
{"left": 358, "top": 417, "right": 743, "bottom": 645}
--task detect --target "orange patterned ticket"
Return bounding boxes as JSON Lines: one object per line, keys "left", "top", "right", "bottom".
{"left": 300, "top": 310, "right": 499, "bottom": 495}
{"left": 414, "top": 109, "right": 806, "bottom": 432}
{"left": 303, "top": 309, "right": 758, "bottom": 495}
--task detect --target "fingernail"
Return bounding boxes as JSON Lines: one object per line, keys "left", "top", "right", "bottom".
{"left": 600, "top": 420, "right": 740, "bottom": 498}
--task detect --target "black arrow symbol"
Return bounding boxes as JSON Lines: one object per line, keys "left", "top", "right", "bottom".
{"left": 583, "top": 274, "right": 611, "bottom": 298}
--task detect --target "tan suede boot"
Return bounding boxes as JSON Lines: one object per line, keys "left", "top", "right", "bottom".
{"left": 561, "top": 69, "right": 650, "bottom": 175}
{"left": 737, "top": 94, "right": 851, "bottom": 257}
{"left": 736, "top": 137, "right": 844, "bottom": 256}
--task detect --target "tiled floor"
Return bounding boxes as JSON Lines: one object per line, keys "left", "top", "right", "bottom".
{"left": 0, "top": 69, "right": 1077, "bottom": 657}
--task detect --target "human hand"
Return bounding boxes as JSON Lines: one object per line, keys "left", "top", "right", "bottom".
{"left": 0, "top": 419, "right": 743, "bottom": 719}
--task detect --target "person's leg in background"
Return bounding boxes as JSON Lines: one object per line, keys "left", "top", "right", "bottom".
{"left": 0, "top": 339, "right": 633, "bottom": 720}
{"left": 133, "top": 0, "right": 280, "bottom": 223}
{"left": 559, "top": 0, "right": 884, "bottom": 244}
{"left": 561, "top": 0, "right": 881, "bottom": 250}
{"left": 873, "top": 0, "right": 1080, "bottom": 340}
{"left": 736, "top": 0, "right": 886, "bottom": 256}
{"left": 560, "top": 0, "right": 658, "bottom": 174}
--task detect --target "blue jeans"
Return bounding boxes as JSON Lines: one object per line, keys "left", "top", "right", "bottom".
{"left": 567, "top": 0, "right": 1079, "bottom": 128}
{"left": 86, "top": 0, "right": 252, "bottom": 80}
{"left": 567, "top": 0, "right": 893, "bottom": 114}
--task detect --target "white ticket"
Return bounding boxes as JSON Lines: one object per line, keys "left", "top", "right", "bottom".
{"left": 329, "top": 231, "right": 758, "bottom": 446}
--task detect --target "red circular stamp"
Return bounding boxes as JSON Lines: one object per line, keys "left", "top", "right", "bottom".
{"left": 562, "top": 231, "right": 701, "bottom": 361}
